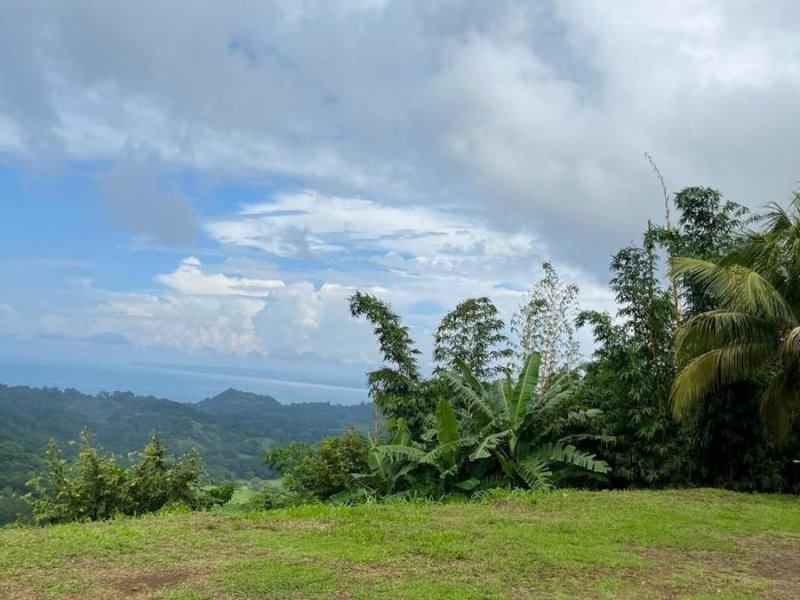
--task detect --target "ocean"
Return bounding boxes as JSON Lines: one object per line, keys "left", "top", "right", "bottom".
{"left": 0, "top": 360, "right": 368, "bottom": 405}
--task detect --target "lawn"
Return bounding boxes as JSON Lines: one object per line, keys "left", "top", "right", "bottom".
{"left": 1, "top": 489, "right": 799, "bottom": 599}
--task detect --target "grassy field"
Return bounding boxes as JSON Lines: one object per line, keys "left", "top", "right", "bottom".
{"left": 1, "top": 489, "right": 799, "bottom": 599}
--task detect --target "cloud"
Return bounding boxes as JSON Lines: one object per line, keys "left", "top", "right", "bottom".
{"left": 89, "top": 292, "right": 266, "bottom": 354}
{"left": 2, "top": 0, "right": 797, "bottom": 372}
{"left": 207, "top": 190, "right": 538, "bottom": 263}
{"left": 157, "top": 256, "right": 285, "bottom": 296}
{"left": 96, "top": 152, "right": 197, "bottom": 245}
{"left": 2, "top": 0, "right": 799, "bottom": 266}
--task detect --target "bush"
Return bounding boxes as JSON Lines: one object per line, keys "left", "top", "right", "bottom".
{"left": 26, "top": 431, "right": 232, "bottom": 523}
{"left": 264, "top": 428, "right": 370, "bottom": 501}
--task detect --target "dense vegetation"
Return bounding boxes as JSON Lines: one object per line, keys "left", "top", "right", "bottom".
{"left": 267, "top": 188, "right": 800, "bottom": 505}
{"left": 0, "top": 386, "right": 371, "bottom": 523}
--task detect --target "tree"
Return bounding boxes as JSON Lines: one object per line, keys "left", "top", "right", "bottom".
{"left": 433, "top": 297, "right": 513, "bottom": 381}
{"left": 671, "top": 264, "right": 800, "bottom": 442}
{"left": 654, "top": 186, "right": 748, "bottom": 314}
{"left": 577, "top": 238, "right": 680, "bottom": 486}
{"left": 349, "top": 291, "right": 429, "bottom": 435}
{"left": 511, "top": 263, "right": 580, "bottom": 390}
{"left": 265, "top": 429, "right": 370, "bottom": 501}
{"left": 577, "top": 187, "right": 754, "bottom": 488}
{"left": 671, "top": 194, "right": 800, "bottom": 443}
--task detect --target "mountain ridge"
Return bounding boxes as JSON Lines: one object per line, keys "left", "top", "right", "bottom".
{"left": 0, "top": 383, "right": 373, "bottom": 521}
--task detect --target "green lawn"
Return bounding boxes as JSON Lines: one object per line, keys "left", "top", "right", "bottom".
{"left": 1, "top": 489, "right": 799, "bottom": 599}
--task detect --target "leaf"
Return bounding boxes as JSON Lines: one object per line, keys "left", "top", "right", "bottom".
{"left": 391, "top": 418, "right": 413, "bottom": 447}
{"left": 442, "top": 371, "right": 496, "bottom": 423}
{"left": 435, "top": 398, "right": 459, "bottom": 446}
{"left": 531, "top": 443, "right": 610, "bottom": 474}
{"left": 507, "top": 353, "right": 540, "bottom": 435}
{"left": 513, "top": 456, "right": 552, "bottom": 491}
{"left": 469, "top": 430, "right": 511, "bottom": 461}
{"left": 455, "top": 477, "right": 481, "bottom": 491}
{"left": 455, "top": 357, "right": 483, "bottom": 392}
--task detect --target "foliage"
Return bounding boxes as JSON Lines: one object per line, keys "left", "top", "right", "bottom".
{"left": 0, "top": 384, "right": 373, "bottom": 523}
{"left": 433, "top": 297, "right": 513, "bottom": 380}
{"left": 25, "top": 431, "right": 231, "bottom": 523}
{"left": 654, "top": 186, "right": 749, "bottom": 313}
{"left": 265, "top": 353, "right": 608, "bottom": 502}
{"left": 574, "top": 186, "right": 795, "bottom": 490}
{"left": 265, "top": 429, "right": 371, "bottom": 501}
{"left": 577, "top": 235, "right": 681, "bottom": 486}
{"left": 671, "top": 254, "right": 800, "bottom": 443}
{"left": 511, "top": 262, "right": 580, "bottom": 389}
{"left": 438, "top": 353, "right": 609, "bottom": 490}
{"left": 349, "top": 292, "right": 431, "bottom": 435}
{"left": 669, "top": 188, "right": 800, "bottom": 446}
{"left": 357, "top": 354, "right": 607, "bottom": 497}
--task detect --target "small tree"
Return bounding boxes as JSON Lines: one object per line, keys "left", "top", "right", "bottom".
{"left": 349, "top": 291, "right": 431, "bottom": 435}
{"left": 511, "top": 263, "right": 580, "bottom": 389}
{"left": 433, "top": 297, "right": 513, "bottom": 381}
{"left": 265, "top": 429, "right": 370, "bottom": 501}
{"left": 27, "top": 431, "right": 128, "bottom": 523}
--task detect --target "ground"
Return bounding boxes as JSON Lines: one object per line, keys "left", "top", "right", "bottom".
{"left": 1, "top": 489, "right": 799, "bottom": 599}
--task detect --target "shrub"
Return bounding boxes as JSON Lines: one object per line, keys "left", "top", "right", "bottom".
{"left": 265, "top": 428, "right": 370, "bottom": 501}
{"left": 26, "top": 431, "right": 231, "bottom": 523}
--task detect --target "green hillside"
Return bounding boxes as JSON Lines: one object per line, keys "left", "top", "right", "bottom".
{"left": 2, "top": 489, "right": 799, "bottom": 599}
{"left": 0, "top": 384, "right": 372, "bottom": 498}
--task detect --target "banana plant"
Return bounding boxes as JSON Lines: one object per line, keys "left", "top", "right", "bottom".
{"left": 443, "top": 352, "right": 610, "bottom": 490}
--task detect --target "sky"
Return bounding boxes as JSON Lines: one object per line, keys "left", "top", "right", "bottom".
{"left": 1, "top": 0, "right": 800, "bottom": 402}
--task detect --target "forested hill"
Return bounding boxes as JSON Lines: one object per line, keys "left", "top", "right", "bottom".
{"left": 0, "top": 384, "right": 373, "bottom": 494}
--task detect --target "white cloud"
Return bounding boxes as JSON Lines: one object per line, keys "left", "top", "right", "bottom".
{"left": 89, "top": 292, "right": 266, "bottom": 354}
{"left": 2, "top": 0, "right": 799, "bottom": 257}
{"left": 207, "top": 190, "right": 537, "bottom": 262}
{"left": 2, "top": 0, "right": 796, "bottom": 370}
{"left": 158, "top": 256, "right": 285, "bottom": 297}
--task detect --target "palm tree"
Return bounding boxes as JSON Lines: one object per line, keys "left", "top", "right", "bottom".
{"left": 670, "top": 194, "right": 800, "bottom": 442}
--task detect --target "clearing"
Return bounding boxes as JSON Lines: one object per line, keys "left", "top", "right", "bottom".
{"left": 1, "top": 489, "right": 799, "bottom": 599}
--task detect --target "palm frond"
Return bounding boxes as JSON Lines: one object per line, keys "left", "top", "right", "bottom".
{"left": 441, "top": 370, "right": 496, "bottom": 423}
{"left": 676, "top": 310, "right": 777, "bottom": 364}
{"left": 671, "top": 257, "right": 797, "bottom": 325}
{"left": 781, "top": 325, "right": 800, "bottom": 364}
{"left": 421, "top": 438, "right": 476, "bottom": 467}
{"left": 374, "top": 445, "right": 426, "bottom": 463}
{"left": 671, "top": 342, "right": 773, "bottom": 419}
{"left": 759, "top": 371, "right": 800, "bottom": 446}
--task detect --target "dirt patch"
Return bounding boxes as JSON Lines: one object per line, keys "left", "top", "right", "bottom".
{"left": 639, "top": 535, "right": 800, "bottom": 600}
{"left": 115, "top": 570, "right": 188, "bottom": 594}
{"left": 745, "top": 538, "right": 800, "bottom": 600}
